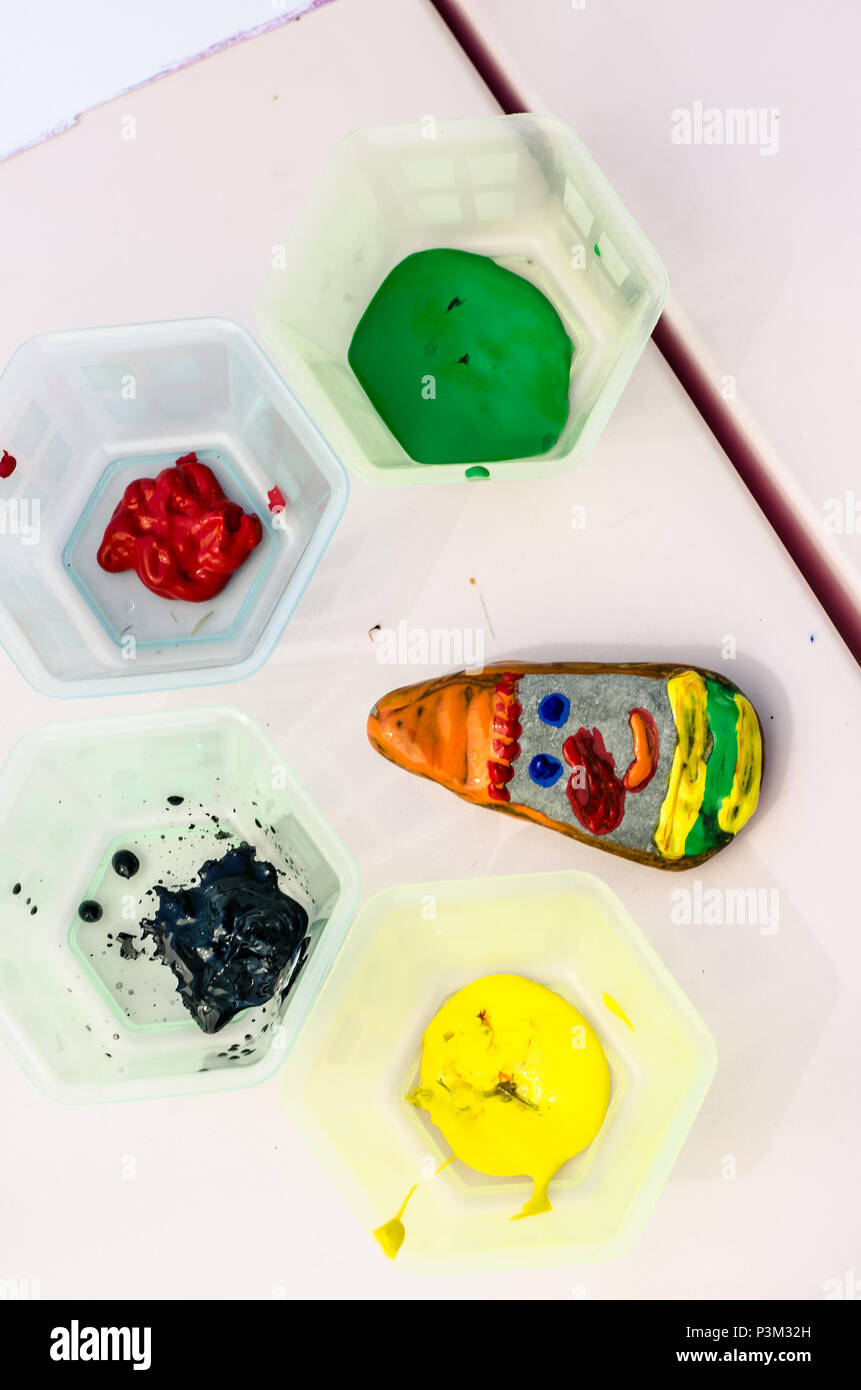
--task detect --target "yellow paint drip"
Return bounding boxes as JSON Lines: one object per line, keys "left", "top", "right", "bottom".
{"left": 408, "top": 974, "right": 610, "bottom": 1229}
{"left": 373, "top": 1157, "right": 454, "bottom": 1261}
{"left": 718, "top": 694, "right": 762, "bottom": 835}
{"left": 373, "top": 1185, "right": 416, "bottom": 1259}
{"left": 655, "top": 671, "right": 710, "bottom": 859}
{"left": 603, "top": 992, "right": 635, "bottom": 1030}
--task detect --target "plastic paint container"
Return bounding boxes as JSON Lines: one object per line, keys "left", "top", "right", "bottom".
{"left": 258, "top": 115, "right": 668, "bottom": 485}
{"left": 0, "top": 318, "right": 348, "bottom": 696}
{"left": 283, "top": 871, "right": 716, "bottom": 1271}
{"left": 0, "top": 707, "right": 359, "bottom": 1102}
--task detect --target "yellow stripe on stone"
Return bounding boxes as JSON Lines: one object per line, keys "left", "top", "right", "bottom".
{"left": 717, "top": 694, "right": 762, "bottom": 835}
{"left": 654, "top": 671, "right": 710, "bottom": 860}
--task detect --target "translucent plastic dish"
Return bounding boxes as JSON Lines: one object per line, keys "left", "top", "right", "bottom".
{"left": 0, "top": 707, "right": 359, "bottom": 1103}
{"left": 0, "top": 318, "right": 348, "bottom": 696}
{"left": 257, "top": 114, "right": 668, "bottom": 486}
{"left": 283, "top": 872, "right": 716, "bottom": 1272}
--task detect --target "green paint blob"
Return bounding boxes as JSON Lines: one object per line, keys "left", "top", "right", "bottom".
{"left": 685, "top": 678, "right": 739, "bottom": 857}
{"left": 348, "top": 248, "right": 573, "bottom": 466}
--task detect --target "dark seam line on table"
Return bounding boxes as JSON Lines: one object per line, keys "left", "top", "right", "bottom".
{"left": 428, "top": 0, "right": 861, "bottom": 668}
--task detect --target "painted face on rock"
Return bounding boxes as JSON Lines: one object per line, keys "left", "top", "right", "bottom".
{"left": 368, "top": 664, "right": 763, "bottom": 867}
{"left": 529, "top": 694, "right": 660, "bottom": 836}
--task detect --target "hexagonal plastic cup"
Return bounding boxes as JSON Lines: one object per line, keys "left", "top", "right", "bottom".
{"left": 0, "top": 707, "right": 359, "bottom": 1102}
{"left": 257, "top": 115, "right": 668, "bottom": 485}
{"left": 0, "top": 318, "right": 348, "bottom": 696}
{"left": 283, "top": 872, "right": 716, "bottom": 1271}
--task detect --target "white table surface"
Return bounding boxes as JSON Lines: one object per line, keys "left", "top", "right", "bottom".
{"left": 454, "top": 0, "right": 861, "bottom": 630}
{"left": 0, "top": 0, "right": 323, "bottom": 160}
{"left": 0, "top": 0, "right": 858, "bottom": 1300}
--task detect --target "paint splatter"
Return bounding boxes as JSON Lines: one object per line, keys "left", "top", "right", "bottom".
{"left": 603, "top": 992, "right": 635, "bottom": 1030}
{"left": 111, "top": 850, "right": 140, "bottom": 879}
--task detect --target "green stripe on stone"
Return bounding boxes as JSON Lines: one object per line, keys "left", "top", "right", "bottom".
{"left": 684, "top": 678, "right": 739, "bottom": 857}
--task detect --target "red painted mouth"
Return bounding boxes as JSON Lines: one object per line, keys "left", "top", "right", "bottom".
{"left": 563, "top": 727, "right": 627, "bottom": 835}
{"left": 562, "top": 708, "right": 660, "bottom": 835}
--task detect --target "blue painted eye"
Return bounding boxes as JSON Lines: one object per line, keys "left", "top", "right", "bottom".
{"left": 538, "top": 693, "right": 570, "bottom": 728}
{"left": 529, "top": 754, "right": 563, "bottom": 788}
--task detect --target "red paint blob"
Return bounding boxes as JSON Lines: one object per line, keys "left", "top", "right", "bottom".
{"left": 0, "top": 450, "right": 17, "bottom": 479}
{"left": 267, "top": 486, "right": 286, "bottom": 513}
{"left": 563, "top": 727, "right": 627, "bottom": 835}
{"left": 97, "top": 453, "right": 263, "bottom": 603}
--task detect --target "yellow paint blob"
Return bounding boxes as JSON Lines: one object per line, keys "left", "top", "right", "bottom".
{"left": 409, "top": 974, "right": 610, "bottom": 1222}
{"left": 603, "top": 992, "right": 635, "bottom": 1030}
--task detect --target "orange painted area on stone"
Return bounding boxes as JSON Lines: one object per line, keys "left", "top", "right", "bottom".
{"left": 623, "top": 708, "right": 660, "bottom": 791}
{"left": 367, "top": 672, "right": 513, "bottom": 805}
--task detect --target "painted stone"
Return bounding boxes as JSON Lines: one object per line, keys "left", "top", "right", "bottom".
{"left": 347, "top": 249, "right": 573, "bottom": 465}
{"left": 367, "top": 662, "right": 764, "bottom": 869}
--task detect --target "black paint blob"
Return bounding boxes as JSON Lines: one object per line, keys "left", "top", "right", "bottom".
{"left": 167, "top": 795, "right": 184, "bottom": 806}
{"left": 78, "top": 900, "right": 103, "bottom": 923}
{"left": 112, "top": 850, "right": 140, "bottom": 879}
{"left": 140, "top": 843, "right": 309, "bottom": 1034}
